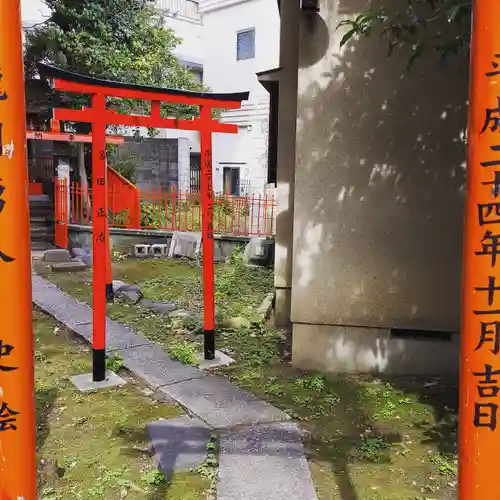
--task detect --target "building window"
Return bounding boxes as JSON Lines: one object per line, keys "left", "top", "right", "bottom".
{"left": 237, "top": 29, "right": 255, "bottom": 61}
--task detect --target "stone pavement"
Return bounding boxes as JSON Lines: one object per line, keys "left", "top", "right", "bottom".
{"left": 32, "top": 274, "right": 318, "bottom": 500}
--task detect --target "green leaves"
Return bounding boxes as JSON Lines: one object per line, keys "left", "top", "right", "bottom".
{"left": 336, "top": 0, "right": 472, "bottom": 66}
{"left": 24, "top": 0, "right": 202, "bottom": 124}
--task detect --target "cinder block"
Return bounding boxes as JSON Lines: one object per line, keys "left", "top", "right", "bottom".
{"left": 134, "top": 244, "right": 150, "bottom": 258}
{"left": 43, "top": 249, "right": 71, "bottom": 263}
{"left": 150, "top": 244, "right": 169, "bottom": 257}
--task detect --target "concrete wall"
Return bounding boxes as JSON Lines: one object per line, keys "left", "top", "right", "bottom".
{"left": 201, "top": 0, "right": 281, "bottom": 194}
{"left": 68, "top": 225, "right": 250, "bottom": 259}
{"left": 273, "top": 0, "right": 300, "bottom": 326}
{"left": 280, "top": 0, "right": 468, "bottom": 374}
{"left": 120, "top": 137, "right": 187, "bottom": 191}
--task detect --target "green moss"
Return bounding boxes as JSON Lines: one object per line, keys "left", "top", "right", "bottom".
{"left": 34, "top": 310, "right": 210, "bottom": 500}
{"left": 36, "top": 257, "right": 457, "bottom": 499}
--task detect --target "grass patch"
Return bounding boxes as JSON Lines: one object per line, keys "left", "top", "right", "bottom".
{"left": 36, "top": 254, "right": 458, "bottom": 499}
{"left": 169, "top": 342, "right": 198, "bottom": 365}
{"left": 34, "top": 309, "right": 211, "bottom": 499}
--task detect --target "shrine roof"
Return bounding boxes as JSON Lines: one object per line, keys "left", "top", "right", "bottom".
{"left": 38, "top": 64, "right": 249, "bottom": 103}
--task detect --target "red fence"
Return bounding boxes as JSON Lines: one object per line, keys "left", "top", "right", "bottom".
{"left": 65, "top": 181, "right": 276, "bottom": 237}
{"left": 54, "top": 178, "right": 69, "bottom": 248}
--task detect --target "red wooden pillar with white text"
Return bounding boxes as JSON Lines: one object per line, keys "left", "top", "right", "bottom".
{"left": 200, "top": 105, "right": 215, "bottom": 359}
{"left": 0, "top": 1, "right": 38, "bottom": 498}
{"left": 90, "top": 94, "right": 108, "bottom": 381}
{"left": 460, "top": 0, "right": 500, "bottom": 497}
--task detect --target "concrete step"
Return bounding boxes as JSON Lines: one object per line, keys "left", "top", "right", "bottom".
{"left": 31, "top": 234, "right": 53, "bottom": 243}
{"left": 31, "top": 216, "right": 52, "bottom": 224}
{"left": 31, "top": 226, "right": 52, "bottom": 235}
{"left": 31, "top": 241, "right": 52, "bottom": 251}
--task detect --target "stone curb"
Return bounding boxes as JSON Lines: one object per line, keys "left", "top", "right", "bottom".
{"left": 32, "top": 273, "right": 318, "bottom": 500}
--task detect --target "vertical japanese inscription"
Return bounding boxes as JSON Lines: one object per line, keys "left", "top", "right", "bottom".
{"left": 204, "top": 149, "right": 214, "bottom": 239}
{"left": 0, "top": 65, "right": 20, "bottom": 437}
{"left": 468, "top": 56, "right": 500, "bottom": 432}
{"left": 0, "top": 71, "right": 15, "bottom": 263}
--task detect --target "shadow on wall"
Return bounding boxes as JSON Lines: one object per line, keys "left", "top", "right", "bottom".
{"left": 284, "top": 0, "right": 469, "bottom": 373}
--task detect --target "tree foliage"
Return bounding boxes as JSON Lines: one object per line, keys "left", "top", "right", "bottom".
{"left": 338, "top": 0, "right": 471, "bottom": 67}
{"left": 24, "top": 0, "right": 202, "bottom": 124}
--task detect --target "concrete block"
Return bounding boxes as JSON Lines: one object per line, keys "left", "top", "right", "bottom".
{"left": 147, "top": 416, "right": 211, "bottom": 477}
{"left": 43, "top": 248, "right": 71, "bottom": 263}
{"left": 217, "top": 422, "right": 318, "bottom": 500}
{"left": 112, "top": 280, "right": 127, "bottom": 293}
{"left": 70, "top": 371, "right": 126, "bottom": 392}
{"left": 168, "top": 232, "right": 201, "bottom": 259}
{"left": 51, "top": 261, "right": 87, "bottom": 272}
{"left": 113, "top": 343, "right": 204, "bottom": 389}
{"left": 243, "top": 238, "right": 274, "bottom": 267}
{"left": 114, "top": 284, "right": 143, "bottom": 305}
{"left": 150, "top": 244, "right": 169, "bottom": 257}
{"left": 134, "top": 244, "right": 150, "bottom": 258}
{"left": 82, "top": 253, "right": 93, "bottom": 267}
{"left": 71, "top": 247, "right": 87, "bottom": 258}
{"left": 291, "top": 323, "right": 460, "bottom": 376}
{"left": 157, "top": 375, "right": 289, "bottom": 429}
{"left": 196, "top": 350, "right": 235, "bottom": 370}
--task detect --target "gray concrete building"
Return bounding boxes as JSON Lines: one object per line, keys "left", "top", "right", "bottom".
{"left": 261, "top": 0, "right": 468, "bottom": 375}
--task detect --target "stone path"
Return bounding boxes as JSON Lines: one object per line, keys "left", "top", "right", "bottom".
{"left": 32, "top": 274, "right": 318, "bottom": 500}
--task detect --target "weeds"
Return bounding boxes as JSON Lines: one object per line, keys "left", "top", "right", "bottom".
{"left": 195, "top": 433, "right": 219, "bottom": 498}
{"left": 357, "top": 435, "right": 389, "bottom": 463}
{"left": 106, "top": 355, "right": 125, "bottom": 373}
{"left": 430, "top": 454, "right": 457, "bottom": 476}
{"left": 141, "top": 469, "right": 166, "bottom": 486}
{"left": 169, "top": 341, "right": 198, "bottom": 364}
{"left": 295, "top": 375, "right": 326, "bottom": 392}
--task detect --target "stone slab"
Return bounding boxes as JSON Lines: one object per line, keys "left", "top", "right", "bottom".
{"left": 70, "top": 371, "right": 126, "bottom": 392}
{"left": 32, "top": 275, "right": 149, "bottom": 352}
{"left": 71, "top": 247, "right": 87, "bottom": 257}
{"left": 217, "top": 422, "right": 318, "bottom": 500}
{"left": 168, "top": 232, "right": 201, "bottom": 259}
{"left": 43, "top": 248, "right": 71, "bottom": 263}
{"left": 196, "top": 350, "right": 235, "bottom": 370}
{"left": 114, "top": 284, "right": 143, "bottom": 304}
{"left": 139, "top": 299, "right": 177, "bottom": 314}
{"left": 51, "top": 261, "right": 88, "bottom": 272}
{"left": 114, "top": 343, "right": 205, "bottom": 389}
{"left": 75, "top": 319, "right": 151, "bottom": 352}
{"left": 112, "top": 280, "right": 127, "bottom": 292}
{"left": 157, "top": 375, "right": 289, "bottom": 429}
{"left": 147, "top": 416, "right": 211, "bottom": 477}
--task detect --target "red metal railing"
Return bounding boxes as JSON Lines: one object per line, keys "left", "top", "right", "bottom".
{"left": 65, "top": 181, "right": 276, "bottom": 236}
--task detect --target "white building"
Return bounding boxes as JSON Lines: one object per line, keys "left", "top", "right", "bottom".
{"left": 21, "top": 0, "right": 50, "bottom": 29}
{"left": 200, "top": 0, "right": 280, "bottom": 194}
{"left": 21, "top": 0, "right": 279, "bottom": 194}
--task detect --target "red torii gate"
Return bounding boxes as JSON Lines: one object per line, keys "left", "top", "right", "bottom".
{"left": 39, "top": 63, "right": 249, "bottom": 380}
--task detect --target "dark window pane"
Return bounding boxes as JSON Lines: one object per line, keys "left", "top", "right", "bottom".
{"left": 237, "top": 29, "right": 255, "bottom": 61}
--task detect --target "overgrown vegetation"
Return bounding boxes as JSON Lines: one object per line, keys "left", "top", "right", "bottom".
{"left": 36, "top": 252, "right": 458, "bottom": 499}
{"left": 34, "top": 309, "right": 211, "bottom": 499}
{"left": 138, "top": 197, "right": 249, "bottom": 233}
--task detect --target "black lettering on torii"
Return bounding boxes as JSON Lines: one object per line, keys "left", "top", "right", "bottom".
{"left": 487, "top": 55, "right": 500, "bottom": 78}
{"left": 0, "top": 72, "right": 7, "bottom": 101}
